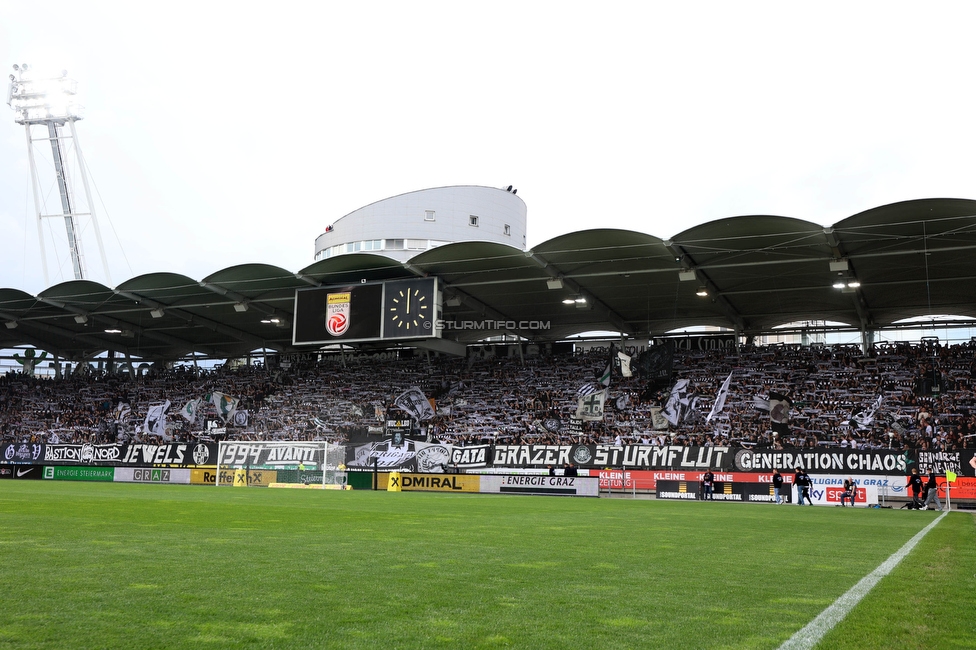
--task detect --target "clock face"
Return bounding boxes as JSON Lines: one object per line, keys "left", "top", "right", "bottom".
{"left": 383, "top": 279, "right": 435, "bottom": 338}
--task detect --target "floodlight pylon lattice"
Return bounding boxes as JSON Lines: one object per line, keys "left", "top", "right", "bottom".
{"left": 7, "top": 64, "right": 111, "bottom": 287}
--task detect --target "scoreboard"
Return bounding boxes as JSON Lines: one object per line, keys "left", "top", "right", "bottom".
{"left": 292, "top": 278, "right": 439, "bottom": 345}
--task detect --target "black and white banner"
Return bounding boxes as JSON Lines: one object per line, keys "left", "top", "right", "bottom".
{"left": 43, "top": 443, "right": 122, "bottom": 465}
{"left": 119, "top": 443, "right": 216, "bottom": 467}
{"left": 730, "top": 448, "right": 910, "bottom": 475}
{"left": 4, "top": 438, "right": 973, "bottom": 479}
{"left": 450, "top": 444, "right": 491, "bottom": 469}
{"left": 916, "top": 450, "right": 966, "bottom": 475}
{"left": 1, "top": 442, "right": 217, "bottom": 467}
{"left": 348, "top": 439, "right": 452, "bottom": 472}
{"left": 217, "top": 442, "right": 326, "bottom": 468}
{"left": 489, "top": 444, "right": 731, "bottom": 471}
{"left": 446, "top": 445, "right": 918, "bottom": 475}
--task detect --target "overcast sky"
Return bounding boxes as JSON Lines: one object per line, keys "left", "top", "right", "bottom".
{"left": 2, "top": 1, "right": 975, "bottom": 294}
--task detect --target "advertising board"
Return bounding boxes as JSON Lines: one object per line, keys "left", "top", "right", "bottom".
{"left": 587, "top": 469, "right": 797, "bottom": 491}
{"left": 190, "top": 469, "right": 278, "bottom": 486}
{"left": 479, "top": 475, "right": 599, "bottom": 497}
{"left": 376, "top": 473, "right": 480, "bottom": 493}
{"left": 11, "top": 465, "right": 45, "bottom": 480}
{"left": 42, "top": 466, "right": 114, "bottom": 481}
{"left": 802, "top": 483, "right": 879, "bottom": 506}
{"left": 656, "top": 480, "right": 794, "bottom": 503}
{"left": 114, "top": 468, "right": 191, "bottom": 484}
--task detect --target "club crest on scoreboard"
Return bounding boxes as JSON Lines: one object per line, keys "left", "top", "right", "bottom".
{"left": 326, "top": 292, "right": 351, "bottom": 336}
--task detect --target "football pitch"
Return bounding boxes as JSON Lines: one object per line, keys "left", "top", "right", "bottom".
{"left": 0, "top": 482, "right": 973, "bottom": 649}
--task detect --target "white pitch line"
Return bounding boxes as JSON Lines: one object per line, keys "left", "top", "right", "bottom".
{"left": 779, "top": 510, "right": 948, "bottom": 650}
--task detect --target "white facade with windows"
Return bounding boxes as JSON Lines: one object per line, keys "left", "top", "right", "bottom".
{"left": 314, "top": 186, "right": 527, "bottom": 262}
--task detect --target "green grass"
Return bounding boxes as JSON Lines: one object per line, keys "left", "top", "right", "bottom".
{"left": 0, "top": 482, "right": 973, "bottom": 649}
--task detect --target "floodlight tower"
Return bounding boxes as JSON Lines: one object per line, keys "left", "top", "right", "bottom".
{"left": 6, "top": 64, "right": 110, "bottom": 286}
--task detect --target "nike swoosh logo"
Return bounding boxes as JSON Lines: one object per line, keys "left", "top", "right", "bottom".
{"left": 16, "top": 468, "right": 33, "bottom": 477}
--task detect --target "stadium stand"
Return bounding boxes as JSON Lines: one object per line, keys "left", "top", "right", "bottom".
{"left": 2, "top": 340, "right": 973, "bottom": 452}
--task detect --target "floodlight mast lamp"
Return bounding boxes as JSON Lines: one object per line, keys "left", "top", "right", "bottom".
{"left": 6, "top": 64, "right": 111, "bottom": 286}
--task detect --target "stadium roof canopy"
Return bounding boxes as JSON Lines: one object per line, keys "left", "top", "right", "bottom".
{"left": 2, "top": 198, "right": 976, "bottom": 362}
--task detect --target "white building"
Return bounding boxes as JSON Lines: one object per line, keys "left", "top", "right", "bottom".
{"left": 314, "top": 185, "right": 527, "bottom": 262}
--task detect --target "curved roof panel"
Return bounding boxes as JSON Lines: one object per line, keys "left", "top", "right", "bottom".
{"left": 0, "top": 288, "right": 41, "bottom": 316}
{"left": 116, "top": 272, "right": 213, "bottom": 306}
{"left": 669, "top": 216, "right": 838, "bottom": 331}
{"left": 828, "top": 199, "right": 976, "bottom": 324}
{"left": 1, "top": 198, "right": 974, "bottom": 359}
{"left": 298, "top": 254, "right": 410, "bottom": 285}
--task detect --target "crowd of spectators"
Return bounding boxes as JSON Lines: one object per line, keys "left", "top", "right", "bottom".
{"left": 1, "top": 340, "right": 974, "bottom": 451}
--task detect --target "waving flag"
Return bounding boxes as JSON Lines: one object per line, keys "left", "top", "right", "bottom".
{"left": 577, "top": 382, "right": 603, "bottom": 398}
{"left": 576, "top": 390, "right": 606, "bottom": 421}
{"left": 706, "top": 372, "right": 733, "bottom": 423}
{"left": 113, "top": 402, "right": 131, "bottom": 422}
{"left": 851, "top": 395, "right": 883, "bottom": 430}
{"left": 634, "top": 341, "right": 674, "bottom": 384}
{"left": 144, "top": 400, "right": 171, "bottom": 440}
{"left": 394, "top": 387, "right": 435, "bottom": 421}
{"left": 208, "top": 392, "right": 239, "bottom": 422}
{"left": 661, "top": 379, "right": 691, "bottom": 426}
{"left": 617, "top": 351, "right": 633, "bottom": 378}
{"left": 768, "top": 391, "right": 792, "bottom": 435}
{"left": 180, "top": 398, "right": 202, "bottom": 423}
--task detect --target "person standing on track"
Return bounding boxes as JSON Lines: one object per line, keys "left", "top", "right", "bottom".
{"left": 907, "top": 468, "right": 924, "bottom": 509}
{"left": 701, "top": 468, "right": 715, "bottom": 500}
{"left": 797, "top": 469, "right": 813, "bottom": 505}
{"left": 922, "top": 471, "right": 943, "bottom": 511}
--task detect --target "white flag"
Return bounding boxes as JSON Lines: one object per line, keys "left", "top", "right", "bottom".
{"left": 180, "top": 398, "right": 202, "bottom": 423}
{"left": 232, "top": 409, "right": 249, "bottom": 427}
{"left": 706, "top": 372, "right": 733, "bottom": 423}
{"left": 661, "top": 379, "right": 691, "bottom": 425}
{"left": 768, "top": 392, "right": 791, "bottom": 425}
{"left": 208, "top": 392, "right": 239, "bottom": 422}
{"left": 144, "top": 400, "right": 171, "bottom": 440}
{"left": 577, "top": 383, "right": 603, "bottom": 398}
{"left": 649, "top": 407, "right": 669, "bottom": 430}
{"left": 113, "top": 402, "right": 131, "bottom": 422}
{"left": 576, "top": 390, "right": 606, "bottom": 421}
{"left": 851, "top": 395, "right": 883, "bottom": 429}
{"left": 617, "top": 351, "right": 632, "bottom": 378}
{"left": 394, "top": 387, "right": 435, "bottom": 421}
{"left": 615, "top": 394, "right": 631, "bottom": 411}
